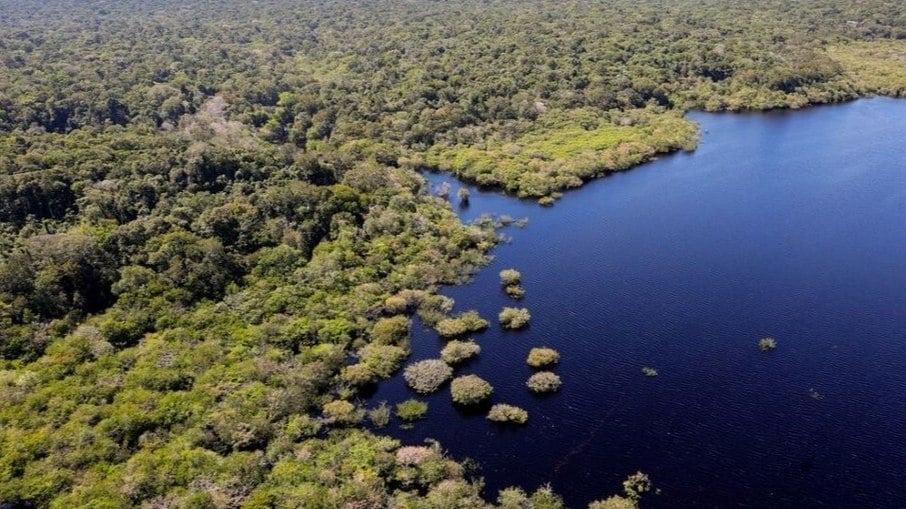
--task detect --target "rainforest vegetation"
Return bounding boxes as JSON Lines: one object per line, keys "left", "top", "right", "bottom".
{"left": 1, "top": 0, "right": 906, "bottom": 507}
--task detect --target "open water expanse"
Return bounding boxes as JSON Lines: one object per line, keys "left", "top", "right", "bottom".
{"left": 368, "top": 98, "right": 906, "bottom": 508}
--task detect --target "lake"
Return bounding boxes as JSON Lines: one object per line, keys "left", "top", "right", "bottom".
{"left": 367, "top": 98, "right": 906, "bottom": 508}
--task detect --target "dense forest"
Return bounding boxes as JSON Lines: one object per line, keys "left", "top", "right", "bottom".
{"left": 1, "top": 0, "right": 905, "bottom": 507}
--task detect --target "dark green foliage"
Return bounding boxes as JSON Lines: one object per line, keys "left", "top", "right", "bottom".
{"left": 0, "top": 0, "right": 903, "bottom": 507}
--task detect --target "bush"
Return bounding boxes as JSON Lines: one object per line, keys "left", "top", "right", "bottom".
{"left": 487, "top": 404, "right": 528, "bottom": 424}
{"left": 499, "top": 269, "right": 522, "bottom": 286}
{"left": 360, "top": 343, "right": 408, "bottom": 378}
{"left": 758, "top": 337, "right": 777, "bottom": 351}
{"left": 641, "top": 366, "right": 658, "bottom": 377}
{"left": 588, "top": 496, "right": 637, "bottom": 509}
{"left": 341, "top": 363, "right": 378, "bottom": 386}
{"left": 450, "top": 375, "right": 493, "bottom": 405}
{"left": 403, "top": 359, "right": 453, "bottom": 393}
{"left": 500, "top": 269, "right": 525, "bottom": 299}
{"left": 504, "top": 285, "right": 525, "bottom": 299}
{"left": 440, "top": 340, "right": 481, "bottom": 365}
{"left": 435, "top": 310, "right": 489, "bottom": 338}
{"left": 457, "top": 187, "right": 470, "bottom": 204}
{"left": 499, "top": 307, "right": 531, "bottom": 329}
{"left": 526, "top": 347, "right": 560, "bottom": 368}
{"left": 396, "top": 399, "right": 428, "bottom": 422}
{"left": 526, "top": 371, "right": 562, "bottom": 393}
{"left": 371, "top": 315, "right": 410, "bottom": 345}
{"left": 368, "top": 401, "right": 391, "bottom": 428}
{"left": 322, "top": 400, "right": 363, "bottom": 426}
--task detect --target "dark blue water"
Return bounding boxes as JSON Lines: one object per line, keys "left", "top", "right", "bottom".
{"left": 368, "top": 98, "right": 906, "bottom": 508}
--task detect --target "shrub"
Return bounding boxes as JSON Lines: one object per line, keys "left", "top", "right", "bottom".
{"left": 588, "top": 471, "right": 651, "bottom": 508}
{"left": 371, "top": 315, "right": 410, "bottom": 345}
{"left": 487, "top": 404, "right": 528, "bottom": 424}
{"left": 505, "top": 285, "right": 525, "bottom": 299}
{"left": 395, "top": 445, "right": 436, "bottom": 466}
{"left": 526, "top": 371, "right": 562, "bottom": 393}
{"left": 526, "top": 347, "right": 560, "bottom": 368}
{"left": 450, "top": 375, "right": 493, "bottom": 405}
{"left": 457, "top": 187, "right": 470, "bottom": 204}
{"left": 588, "top": 496, "right": 637, "bottom": 509}
{"left": 368, "top": 401, "right": 391, "bottom": 428}
{"left": 403, "top": 359, "right": 453, "bottom": 393}
{"left": 500, "top": 269, "right": 525, "bottom": 299}
{"left": 499, "top": 269, "right": 522, "bottom": 286}
{"left": 360, "top": 343, "right": 408, "bottom": 378}
{"left": 440, "top": 340, "right": 481, "bottom": 365}
{"left": 322, "top": 400, "right": 363, "bottom": 426}
{"left": 641, "top": 366, "right": 658, "bottom": 377}
{"left": 435, "top": 310, "right": 489, "bottom": 338}
{"left": 396, "top": 399, "right": 428, "bottom": 422}
{"left": 499, "top": 307, "right": 531, "bottom": 329}
{"left": 759, "top": 337, "right": 777, "bottom": 351}
{"left": 341, "top": 363, "right": 378, "bottom": 386}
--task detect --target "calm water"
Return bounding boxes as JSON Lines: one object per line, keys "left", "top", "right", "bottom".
{"left": 368, "top": 98, "right": 906, "bottom": 508}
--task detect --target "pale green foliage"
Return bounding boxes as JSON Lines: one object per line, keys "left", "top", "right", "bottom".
{"left": 526, "top": 347, "right": 560, "bottom": 368}
{"left": 499, "top": 307, "right": 531, "bottom": 329}
{"left": 500, "top": 269, "right": 525, "bottom": 299}
{"left": 622, "top": 471, "right": 652, "bottom": 499}
{"left": 759, "top": 337, "right": 778, "bottom": 351}
{"left": 322, "top": 400, "right": 363, "bottom": 426}
{"left": 360, "top": 343, "right": 409, "bottom": 378}
{"left": 396, "top": 399, "right": 429, "bottom": 422}
{"left": 441, "top": 340, "right": 481, "bottom": 365}
{"left": 499, "top": 269, "right": 522, "bottom": 286}
{"left": 588, "top": 496, "right": 637, "bottom": 509}
{"left": 436, "top": 310, "right": 490, "bottom": 337}
{"left": 587, "top": 472, "right": 651, "bottom": 509}
{"left": 526, "top": 371, "right": 562, "bottom": 393}
{"left": 372, "top": 315, "right": 411, "bottom": 345}
{"left": 368, "top": 401, "right": 392, "bottom": 428}
{"left": 450, "top": 375, "right": 493, "bottom": 405}
{"left": 505, "top": 285, "right": 526, "bottom": 299}
{"left": 487, "top": 404, "right": 528, "bottom": 424}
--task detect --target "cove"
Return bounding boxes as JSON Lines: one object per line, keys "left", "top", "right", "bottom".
{"left": 367, "top": 98, "right": 906, "bottom": 508}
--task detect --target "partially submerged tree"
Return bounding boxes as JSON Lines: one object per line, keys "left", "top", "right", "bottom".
{"left": 499, "top": 307, "right": 531, "bottom": 329}
{"left": 451, "top": 375, "right": 493, "bottom": 405}
{"left": 441, "top": 340, "right": 481, "bottom": 365}
{"left": 526, "top": 347, "right": 560, "bottom": 368}
{"left": 488, "top": 404, "right": 528, "bottom": 424}
{"left": 404, "top": 359, "right": 454, "bottom": 394}
{"left": 527, "top": 371, "right": 562, "bottom": 393}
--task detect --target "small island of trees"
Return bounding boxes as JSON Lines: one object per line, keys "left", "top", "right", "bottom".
{"left": 451, "top": 375, "right": 494, "bottom": 405}
{"left": 527, "top": 372, "right": 563, "bottom": 393}
{"left": 527, "top": 347, "right": 561, "bottom": 368}
{"left": 499, "top": 307, "right": 532, "bottom": 329}
{"left": 404, "top": 359, "right": 454, "bottom": 394}
{"left": 759, "top": 337, "right": 778, "bottom": 351}
{"left": 441, "top": 340, "right": 482, "bottom": 365}
{"left": 488, "top": 404, "right": 529, "bottom": 424}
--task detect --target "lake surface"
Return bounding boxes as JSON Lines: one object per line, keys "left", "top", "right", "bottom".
{"left": 368, "top": 98, "right": 906, "bottom": 508}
